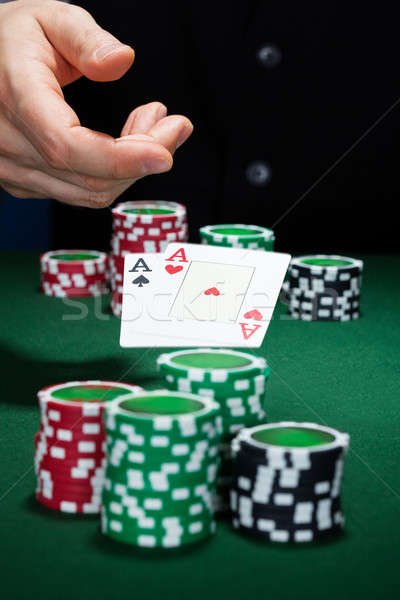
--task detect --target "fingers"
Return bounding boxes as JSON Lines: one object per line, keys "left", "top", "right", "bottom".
{"left": 34, "top": 2, "right": 134, "bottom": 82}
{"left": 121, "top": 102, "right": 167, "bottom": 137}
{"left": 5, "top": 68, "right": 173, "bottom": 178}
{"left": 0, "top": 154, "right": 128, "bottom": 208}
{"left": 147, "top": 115, "right": 194, "bottom": 154}
{"left": 1, "top": 184, "right": 45, "bottom": 199}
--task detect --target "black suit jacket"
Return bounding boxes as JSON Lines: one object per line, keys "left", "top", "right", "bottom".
{"left": 56, "top": 1, "right": 400, "bottom": 253}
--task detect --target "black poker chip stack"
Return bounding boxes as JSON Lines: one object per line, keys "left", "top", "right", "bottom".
{"left": 230, "top": 422, "right": 350, "bottom": 543}
{"left": 283, "top": 255, "right": 363, "bottom": 322}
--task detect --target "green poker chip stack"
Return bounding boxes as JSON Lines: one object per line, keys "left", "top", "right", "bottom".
{"left": 199, "top": 224, "right": 275, "bottom": 251}
{"left": 157, "top": 349, "right": 270, "bottom": 512}
{"left": 101, "top": 391, "right": 222, "bottom": 548}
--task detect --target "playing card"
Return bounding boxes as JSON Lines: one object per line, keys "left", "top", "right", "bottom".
{"left": 120, "top": 244, "right": 290, "bottom": 348}
{"left": 119, "top": 253, "right": 184, "bottom": 347}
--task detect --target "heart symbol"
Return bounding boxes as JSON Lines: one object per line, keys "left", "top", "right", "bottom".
{"left": 204, "top": 287, "right": 220, "bottom": 296}
{"left": 165, "top": 265, "right": 183, "bottom": 275}
{"left": 244, "top": 309, "right": 263, "bottom": 321}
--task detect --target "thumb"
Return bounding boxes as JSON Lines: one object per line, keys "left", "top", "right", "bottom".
{"left": 35, "top": 2, "right": 134, "bottom": 82}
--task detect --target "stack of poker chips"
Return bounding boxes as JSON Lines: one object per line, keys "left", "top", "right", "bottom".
{"left": 110, "top": 200, "right": 188, "bottom": 317}
{"left": 40, "top": 250, "right": 109, "bottom": 298}
{"left": 101, "top": 391, "right": 222, "bottom": 548}
{"left": 199, "top": 224, "right": 275, "bottom": 250}
{"left": 34, "top": 380, "right": 143, "bottom": 514}
{"left": 157, "top": 349, "right": 270, "bottom": 513}
{"left": 284, "top": 255, "right": 363, "bottom": 321}
{"left": 231, "top": 422, "right": 349, "bottom": 543}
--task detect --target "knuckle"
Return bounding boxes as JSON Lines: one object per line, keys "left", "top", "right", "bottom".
{"left": 110, "top": 154, "right": 127, "bottom": 179}
{"left": 41, "top": 137, "right": 70, "bottom": 170}
{"left": 82, "top": 176, "right": 113, "bottom": 194}
{"left": 85, "top": 189, "right": 115, "bottom": 208}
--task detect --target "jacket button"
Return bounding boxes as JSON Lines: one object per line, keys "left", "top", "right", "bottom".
{"left": 246, "top": 161, "right": 272, "bottom": 187}
{"left": 256, "top": 44, "right": 282, "bottom": 68}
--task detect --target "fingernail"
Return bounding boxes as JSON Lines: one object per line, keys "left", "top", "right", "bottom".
{"left": 176, "top": 124, "right": 193, "bottom": 149}
{"left": 143, "top": 157, "right": 171, "bottom": 175}
{"left": 95, "top": 41, "right": 125, "bottom": 62}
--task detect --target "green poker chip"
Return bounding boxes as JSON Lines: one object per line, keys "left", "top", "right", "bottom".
{"left": 157, "top": 350, "right": 270, "bottom": 514}
{"left": 101, "top": 510, "right": 216, "bottom": 549}
{"left": 157, "top": 349, "right": 269, "bottom": 438}
{"left": 199, "top": 224, "right": 275, "bottom": 251}
{"left": 102, "top": 484, "right": 215, "bottom": 512}
{"left": 157, "top": 349, "right": 269, "bottom": 384}
{"left": 102, "top": 391, "right": 221, "bottom": 548}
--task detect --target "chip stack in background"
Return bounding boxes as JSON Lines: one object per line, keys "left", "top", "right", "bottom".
{"left": 231, "top": 422, "right": 349, "bottom": 543}
{"left": 110, "top": 201, "right": 188, "bottom": 317}
{"left": 40, "top": 250, "right": 109, "bottom": 298}
{"left": 199, "top": 224, "right": 275, "bottom": 250}
{"left": 283, "top": 255, "right": 363, "bottom": 321}
{"left": 101, "top": 390, "right": 222, "bottom": 548}
{"left": 157, "top": 349, "right": 270, "bottom": 513}
{"left": 34, "top": 381, "right": 143, "bottom": 514}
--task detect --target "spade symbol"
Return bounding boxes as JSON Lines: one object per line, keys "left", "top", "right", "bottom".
{"left": 133, "top": 275, "right": 149, "bottom": 287}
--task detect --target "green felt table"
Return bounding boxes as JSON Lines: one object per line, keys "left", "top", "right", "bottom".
{"left": 0, "top": 251, "right": 399, "bottom": 600}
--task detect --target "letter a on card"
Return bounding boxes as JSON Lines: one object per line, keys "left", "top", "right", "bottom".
{"left": 165, "top": 248, "right": 188, "bottom": 263}
{"left": 239, "top": 323, "right": 261, "bottom": 340}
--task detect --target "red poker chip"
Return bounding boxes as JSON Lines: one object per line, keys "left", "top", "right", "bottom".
{"left": 40, "top": 250, "right": 108, "bottom": 276}
{"left": 110, "top": 303, "right": 122, "bottom": 318}
{"left": 35, "top": 454, "right": 105, "bottom": 473}
{"left": 39, "top": 399, "right": 105, "bottom": 415}
{"left": 36, "top": 492, "right": 101, "bottom": 513}
{"left": 112, "top": 201, "right": 186, "bottom": 222}
{"left": 37, "top": 478, "right": 103, "bottom": 494}
{"left": 36, "top": 449, "right": 106, "bottom": 465}
{"left": 37, "top": 429, "right": 105, "bottom": 447}
{"left": 37, "top": 470, "right": 104, "bottom": 486}
{"left": 37, "top": 478, "right": 103, "bottom": 495}
{"left": 39, "top": 414, "right": 103, "bottom": 430}
{"left": 35, "top": 466, "right": 105, "bottom": 482}
{"left": 36, "top": 465, "right": 104, "bottom": 482}
{"left": 112, "top": 222, "right": 187, "bottom": 238}
{"left": 110, "top": 234, "right": 187, "bottom": 253}
{"left": 38, "top": 381, "right": 143, "bottom": 404}
{"left": 35, "top": 442, "right": 105, "bottom": 461}
{"left": 37, "top": 479, "right": 103, "bottom": 497}
{"left": 36, "top": 458, "right": 104, "bottom": 470}
{"left": 41, "top": 283, "right": 109, "bottom": 298}
{"left": 41, "top": 273, "right": 108, "bottom": 288}
{"left": 34, "top": 431, "right": 41, "bottom": 449}
{"left": 38, "top": 425, "right": 105, "bottom": 442}
{"left": 37, "top": 491, "right": 102, "bottom": 505}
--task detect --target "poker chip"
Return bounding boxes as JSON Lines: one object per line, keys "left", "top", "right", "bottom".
{"left": 35, "top": 380, "right": 144, "bottom": 513}
{"left": 157, "top": 349, "right": 270, "bottom": 512}
{"left": 231, "top": 422, "right": 349, "bottom": 543}
{"left": 110, "top": 201, "right": 188, "bottom": 318}
{"left": 199, "top": 224, "right": 275, "bottom": 251}
{"left": 101, "top": 390, "right": 222, "bottom": 548}
{"left": 40, "top": 250, "right": 109, "bottom": 298}
{"left": 284, "top": 255, "right": 363, "bottom": 322}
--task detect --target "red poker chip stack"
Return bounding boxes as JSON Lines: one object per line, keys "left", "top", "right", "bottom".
{"left": 40, "top": 250, "right": 109, "bottom": 298}
{"left": 110, "top": 201, "right": 188, "bottom": 317}
{"left": 34, "top": 381, "right": 144, "bottom": 514}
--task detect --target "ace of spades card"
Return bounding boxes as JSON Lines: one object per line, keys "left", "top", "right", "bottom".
{"left": 120, "top": 244, "right": 291, "bottom": 348}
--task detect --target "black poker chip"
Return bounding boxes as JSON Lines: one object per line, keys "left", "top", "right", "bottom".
{"left": 283, "top": 255, "right": 363, "bottom": 322}
{"left": 230, "top": 422, "right": 349, "bottom": 543}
